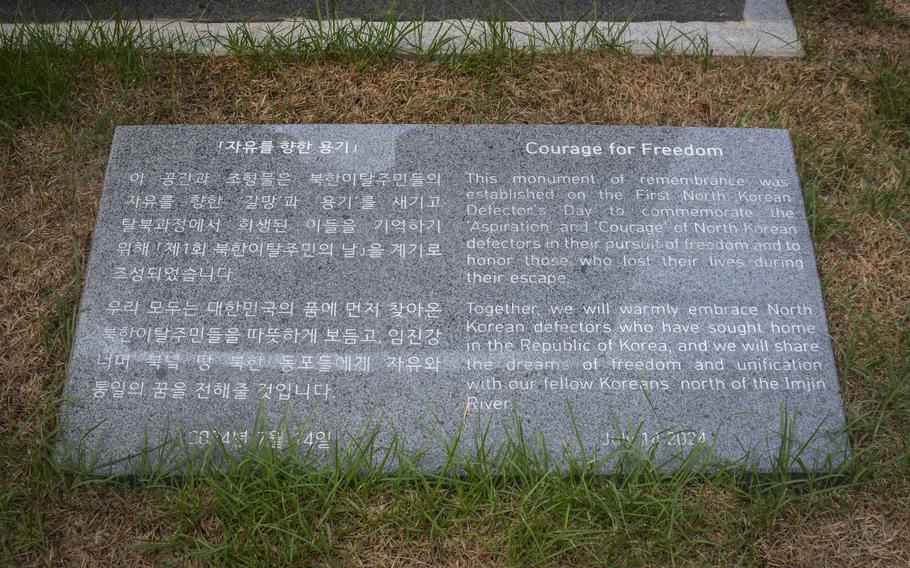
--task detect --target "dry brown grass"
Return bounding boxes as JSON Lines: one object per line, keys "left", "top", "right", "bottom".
{"left": 1, "top": 0, "right": 909, "bottom": 565}
{"left": 762, "top": 499, "right": 910, "bottom": 568}
{"left": 823, "top": 214, "right": 910, "bottom": 340}
{"left": 338, "top": 527, "right": 504, "bottom": 568}
{"left": 41, "top": 488, "right": 164, "bottom": 567}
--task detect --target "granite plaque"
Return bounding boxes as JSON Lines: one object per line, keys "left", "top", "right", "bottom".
{"left": 61, "top": 125, "right": 849, "bottom": 473}
{"left": 6, "top": 0, "right": 746, "bottom": 23}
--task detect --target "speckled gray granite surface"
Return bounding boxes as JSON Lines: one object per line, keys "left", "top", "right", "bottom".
{"left": 2, "top": 0, "right": 745, "bottom": 22}
{"left": 60, "top": 125, "right": 848, "bottom": 473}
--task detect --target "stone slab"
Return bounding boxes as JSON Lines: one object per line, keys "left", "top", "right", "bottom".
{"left": 4, "top": 0, "right": 746, "bottom": 23}
{"left": 60, "top": 124, "right": 848, "bottom": 473}
{"left": 1, "top": 0, "right": 802, "bottom": 57}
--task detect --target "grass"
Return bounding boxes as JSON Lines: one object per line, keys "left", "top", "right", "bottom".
{"left": 1, "top": 0, "right": 910, "bottom": 565}
{"left": 871, "top": 57, "right": 910, "bottom": 144}
{"left": 5, "top": 412, "right": 856, "bottom": 566}
{"left": 0, "top": 5, "right": 799, "bottom": 137}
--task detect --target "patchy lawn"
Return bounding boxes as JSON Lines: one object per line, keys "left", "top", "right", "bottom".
{"left": 1, "top": 0, "right": 909, "bottom": 565}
